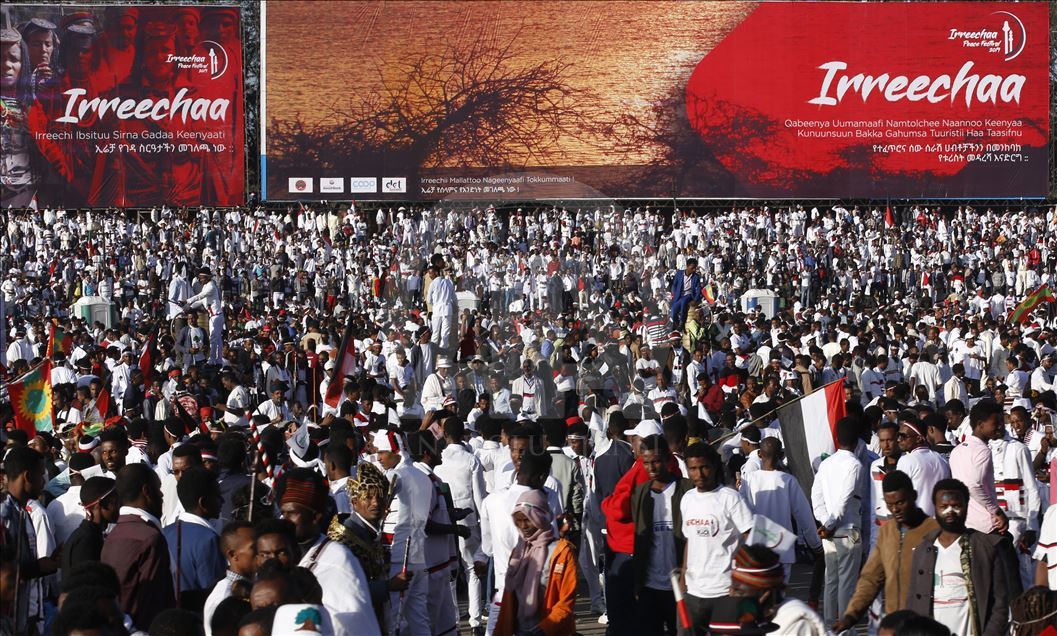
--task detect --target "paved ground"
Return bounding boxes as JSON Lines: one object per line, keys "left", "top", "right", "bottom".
{"left": 453, "top": 562, "right": 864, "bottom": 635}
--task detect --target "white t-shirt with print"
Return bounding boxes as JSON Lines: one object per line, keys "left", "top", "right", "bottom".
{"left": 680, "top": 485, "right": 754, "bottom": 598}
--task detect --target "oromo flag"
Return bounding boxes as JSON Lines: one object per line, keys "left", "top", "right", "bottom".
{"left": 46, "top": 324, "right": 73, "bottom": 357}
{"left": 1010, "top": 285, "right": 1056, "bottom": 324}
{"left": 8, "top": 360, "right": 54, "bottom": 437}
{"left": 775, "top": 379, "right": 846, "bottom": 494}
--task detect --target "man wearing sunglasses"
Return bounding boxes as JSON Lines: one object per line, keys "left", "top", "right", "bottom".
{"left": 895, "top": 412, "right": 950, "bottom": 516}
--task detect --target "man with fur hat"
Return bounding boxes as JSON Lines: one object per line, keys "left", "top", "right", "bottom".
{"left": 279, "top": 467, "right": 381, "bottom": 635}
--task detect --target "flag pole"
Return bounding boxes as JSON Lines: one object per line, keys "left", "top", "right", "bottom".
{"left": 709, "top": 378, "right": 845, "bottom": 447}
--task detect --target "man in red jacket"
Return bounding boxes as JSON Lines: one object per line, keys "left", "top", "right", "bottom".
{"left": 601, "top": 420, "right": 681, "bottom": 636}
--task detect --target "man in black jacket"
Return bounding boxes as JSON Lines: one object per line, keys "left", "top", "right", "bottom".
{"left": 630, "top": 435, "right": 693, "bottom": 635}
{"left": 905, "top": 478, "right": 1014, "bottom": 636}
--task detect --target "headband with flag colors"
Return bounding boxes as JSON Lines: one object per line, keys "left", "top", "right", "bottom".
{"left": 7, "top": 360, "right": 54, "bottom": 437}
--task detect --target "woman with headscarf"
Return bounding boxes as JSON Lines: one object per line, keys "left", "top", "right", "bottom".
{"left": 496, "top": 489, "right": 578, "bottom": 636}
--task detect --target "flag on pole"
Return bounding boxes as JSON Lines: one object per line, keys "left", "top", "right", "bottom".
{"left": 1010, "top": 285, "right": 1056, "bottom": 324}
{"left": 8, "top": 360, "right": 54, "bottom": 436}
{"left": 46, "top": 324, "right": 73, "bottom": 357}
{"left": 324, "top": 314, "right": 358, "bottom": 408}
{"left": 84, "top": 387, "right": 111, "bottom": 425}
{"left": 775, "top": 379, "right": 846, "bottom": 494}
{"left": 139, "top": 333, "right": 156, "bottom": 386}
{"left": 884, "top": 205, "right": 895, "bottom": 228}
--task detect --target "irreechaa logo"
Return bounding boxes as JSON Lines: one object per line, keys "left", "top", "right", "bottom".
{"left": 948, "top": 11, "right": 1026, "bottom": 61}
{"left": 167, "top": 40, "right": 229, "bottom": 79}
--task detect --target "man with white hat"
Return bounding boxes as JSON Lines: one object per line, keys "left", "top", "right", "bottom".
{"left": 623, "top": 419, "right": 664, "bottom": 458}
{"left": 420, "top": 357, "right": 454, "bottom": 412}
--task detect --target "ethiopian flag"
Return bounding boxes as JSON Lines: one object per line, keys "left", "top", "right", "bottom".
{"left": 8, "top": 360, "right": 54, "bottom": 437}
{"left": 1011, "top": 285, "right": 1056, "bottom": 324}
{"left": 46, "top": 324, "right": 73, "bottom": 357}
{"left": 703, "top": 282, "right": 717, "bottom": 305}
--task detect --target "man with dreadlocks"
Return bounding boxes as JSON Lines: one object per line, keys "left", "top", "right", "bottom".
{"left": 1010, "top": 586, "right": 1057, "bottom": 636}
{"left": 327, "top": 461, "right": 411, "bottom": 631}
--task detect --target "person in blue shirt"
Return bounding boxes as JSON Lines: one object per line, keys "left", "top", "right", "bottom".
{"left": 162, "top": 466, "right": 225, "bottom": 613}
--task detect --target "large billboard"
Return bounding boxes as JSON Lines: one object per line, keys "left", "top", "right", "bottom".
{"left": 261, "top": 1, "right": 1049, "bottom": 201}
{"left": 1, "top": 5, "right": 244, "bottom": 208}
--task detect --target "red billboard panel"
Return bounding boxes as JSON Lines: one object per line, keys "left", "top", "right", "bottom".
{"left": 1, "top": 5, "right": 244, "bottom": 208}
{"left": 684, "top": 1, "right": 1050, "bottom": 198}
{"left": 261, "top": 1, "right": 1048, "bottom": 200}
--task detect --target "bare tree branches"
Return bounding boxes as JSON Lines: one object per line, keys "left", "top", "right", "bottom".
{"left": 268, "top": 26, "right": 623, "bottom": 179}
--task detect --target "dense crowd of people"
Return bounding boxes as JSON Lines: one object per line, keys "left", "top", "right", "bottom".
{"left": 1, "top": 201, "right": 1057, "bottom": 636}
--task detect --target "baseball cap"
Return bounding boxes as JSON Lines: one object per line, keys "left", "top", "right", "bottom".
{"left": 623, "top": 419, "right": 663, "bottom": 438}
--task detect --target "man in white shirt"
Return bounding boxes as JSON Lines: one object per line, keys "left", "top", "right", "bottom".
{"left": 184, "top": 268, "right": 224, "bottom": 366}
{"left": 1030, "top": 353, "right": 1056, "bottom": 393}
{"left": 679, "top": 442, "right": 754, "bottom": 630}
{"left": 420, "top": 357, "right": 454, "bottom": 412}
{"left": 510, "top": 360, "right": 544, "bottom": 419}
{"left": 488, "top": 376, "right": 513, "bottom": 418}
{"left": 167, "top": 269, "right": 192, "bottom": 319}
{"left": 942, "top": 364, "right": 969, "bottom": 406}
{"left": 860, "top": 356, "right": 887, "bottom": 405}
{"left": 279, "top": 468, "right": 382, "bottom": 636}
{"left": 895, "top": 415, "right": 951, "bottom": 516}
{"left": 1004, "top": 355, "right": 1030, "bottom": 402}
{"left": 953, "top": 334, "right": 985, "bottom": 394}
{"left": 427, "top": 266, "right": 456, "bottom": 351}
{"left": 254, "top": 382, "right": 292, "bottom": 425}
{"left": 434, "top": 419, "right": 487, "bottom": 632}
{"left": 739, "top": 438, "right": 821, "bottom": 582}
{"left": 989, "top": 411, "right": 1041, "bottom": 589}
{"left": 1033, "top": 505, "right": 1057, "bottom": 589}
{"left": 373, "top": 430, "right": 432, "bottom": 636}
{"left": 217, "top": 372, "right": 250, "bottom": 428}
{"left": 46, "top": 452, "right": 97, "bottom": 545}
{"left": 909, "top": 352, "right": 942, "bottom": 404}
{"left": 5, "top": 327, "right": 34, "bottom": 364}
{"left": 635, "top": 346, "right": 661, "bottom": 392}
{"left": 810, "top": 418, "right": 864, "bottom": 624}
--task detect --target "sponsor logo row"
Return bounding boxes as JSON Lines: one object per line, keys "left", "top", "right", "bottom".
{"left": 287, "top": 177, "right": 406, "bottom": 194}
